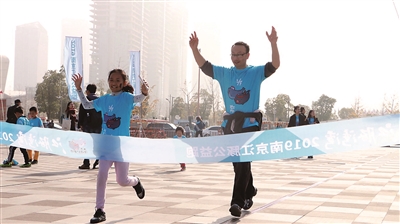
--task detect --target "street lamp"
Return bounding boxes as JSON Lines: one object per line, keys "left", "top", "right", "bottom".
{"left": 165, "top": 98, "right": 170, "bottom": 121}
{"left": 197, "top": 48, "right": 201, "bottom": 116}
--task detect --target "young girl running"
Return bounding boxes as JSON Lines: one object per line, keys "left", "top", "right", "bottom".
{"left": 72, "top": 69, "right": 149, "bottom": 223}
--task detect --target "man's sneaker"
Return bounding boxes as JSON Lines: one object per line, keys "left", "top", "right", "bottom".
{"left": 12, "top": 159, "right": 19, "bottom": 166}
{"left": 1, "top": 162, "right": 12, "bottom": 168}
{"left": 31, "top": 160, "right": 38, "bottom": 165}
{"left": 79, "top": 164, "right": 90, "bottom": 169}
{"left": 20, "top": 163, "right": 31, "bottom": 168}
{"left": 132, "top": 177, "right": 145, "bottom": 199}
{"left": 243, "top": 188, "right": 257, "bottom": 210}
{"left": 308, "top": 156, "right": 314, "bottom": 159}
{"left": 93, "top": 160, "right": 99, "bottom": 169}
{"left": 229, "top": 204, "right": 242, "bottom": 217}
{"left": 90, "top": 209, "right": 106, "bottom": 223}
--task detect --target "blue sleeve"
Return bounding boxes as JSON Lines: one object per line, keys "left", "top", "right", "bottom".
{"left": 254, "top": 65, "right": 267, "bottom": 83}
{"left": 16, "top": 118, "right": 22, "bottom": 125}
{"left": 124, "top": 92, "right": 135, "bottom": 111}
{"left": 38, "top": 118, "right": 43, "bottom": 127}
{"left": 93, "top": 97, "right": 102, "bottom": 112}
{"left": 212, "top": 65, "right": 229, "bottom": 82}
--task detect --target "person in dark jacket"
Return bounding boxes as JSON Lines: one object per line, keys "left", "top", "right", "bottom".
{"left": 288, "top": 106, "right": 307, "bottom": 127}
{"left": 305, "top": 110, "right": 320, "bottom": 159}
{"left": 78, "top": 84, "right": 102, "bottom": 169}
{"left": 6, "top": 99, "right": 21, "bottom": 124}
{"left": 300, "top": 107, "right": 307, "bottom": 125}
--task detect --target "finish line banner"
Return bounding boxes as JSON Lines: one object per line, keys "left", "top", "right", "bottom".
{"left": 64, "top": 36, "right": 84, "bottom": 102}
{"left": 0, "top": 115, "right": 399, "bottom": 164}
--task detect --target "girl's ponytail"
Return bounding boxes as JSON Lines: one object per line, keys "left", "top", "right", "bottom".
{"left": 122, "top": 83, "right": 134, "bottom": 94}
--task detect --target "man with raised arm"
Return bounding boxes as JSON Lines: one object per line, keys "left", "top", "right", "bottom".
{"left": 189, "top": 27, "right": 280, "bottom": 217}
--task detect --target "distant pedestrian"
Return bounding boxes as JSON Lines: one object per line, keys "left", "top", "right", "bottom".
{"left": 65, "top": 102, "right": 78, "bottom": 131}
{"left": 173, "top": 126, "right": 187, "bottom": 171}
{"left": 305, "top": 110, "right": 320, "bottom": 159}
{"left": 78, "top": 84, "right": 102, "bottom": 170}
{"left": 288, "top": 106, "right": 307, "bottom": 127}
{"left": 1, "top": 106, "right": 31, "bottom": 168}
{"left": 6, "top": 99, "right": 21, "bottom": 124}
{"left": 194, "top": 116, "right": 205, "bottom": 137}
{"left": 27, "top": 107, "right": 44, "bottom": 164}
{"left": 184, "top": 124, "right": 191, "bottom": 138}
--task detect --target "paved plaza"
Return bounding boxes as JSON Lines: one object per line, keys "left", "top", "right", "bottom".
{"left": 0, "top": 145, "right": 399, "bottom": 224}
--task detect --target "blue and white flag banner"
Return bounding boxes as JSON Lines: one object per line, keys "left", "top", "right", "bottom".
{"left": 129, "top": 51, "right": 141, "bottom": 106}
{"left": 64, "top": 36, "right": 84, "bottom": 102}
{"left": 1, "top": 115, "right": 399, "bottom": 164}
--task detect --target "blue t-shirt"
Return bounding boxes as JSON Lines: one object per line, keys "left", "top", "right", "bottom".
{"left": 93, "top": 92, "right": 136, "bottom": 137}
{"left": 29, "top": 117, "right": 43, "bottom": 127}
{"left": 213, "top": 65, "right": 266, "bottom": 128}
{"left": 173, "top": 135, "right": 186, "bottom": 139}
{"left": 308, "top": 117, "right": 315, "bottom": 124}
{"left": 295, "top": 115, "right": 299, "bottom": 126}
{"left": 17, "top": 116, "right": 29, "bottom": 126}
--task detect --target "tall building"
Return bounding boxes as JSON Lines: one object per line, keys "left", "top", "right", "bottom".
{"left": 90, "top": 0, "right": 148, "bottom": 85}
{"left": 14, "top": 22, "right": 48, "bottom": 91}
{"left": 0, "top": 55, "right": 9, "bottom": 92}
{"left": 61, "top": 19, "right": 91, "bottom": 84}
{"left": 89, "top": 0, "right": 188, "bottom": 118}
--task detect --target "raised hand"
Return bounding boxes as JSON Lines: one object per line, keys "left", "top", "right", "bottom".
{"left": 189, "top": 31, "right": 199, "bottom": 50}
{"left": 266, "top": 26, "right": 278, "bottom": 44}
{"left": 72, "top": 73, "right": 83, "bottom": 90}
{"left": 141, "top": 79, "right": 149, "bottom": 96}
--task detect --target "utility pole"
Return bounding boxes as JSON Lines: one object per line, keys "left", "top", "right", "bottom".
{"left": 197, "top": 48, "right": 201, "bottom": 116}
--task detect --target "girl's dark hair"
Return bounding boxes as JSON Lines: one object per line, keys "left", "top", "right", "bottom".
{"left": 65, "top": 101, "right": 73, "bottom": 113}
{"left": 175, "top": 126, "right": 185, "bottom": 134}
{"left": 196, "top": 116, "right": 202, "bottom": 121}
{"left": 108, "top": 68, "right": 134, "bottom": 94}
{"left": 308, "top": 110, "right": 315, "bottom": 118}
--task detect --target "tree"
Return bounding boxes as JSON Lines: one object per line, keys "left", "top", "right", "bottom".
{"left": 264, "top": 94, "right": 292, "bottom": 121}
{"left": 205, "top": 78, "right": 223, "bottom": 125}
{"left": 192, "top": 89, "right": 213, "bottom": 120}
{"left": 383, "top": 94, "right": 399, "bottom": 114}
{"left": 132, "top": 85, "right": 158, "bottom": 119}
{"left": 181, "top": 80, "right": 197, "bottom": 121}
{"left": 170, "top": 97, "right": 187, "bottom": 120}
{"left": 351, "top": 97, "right": 364, "bottom": 118}
{"left": 338, "top": 107, "right": 355, "bottom": 119}
{"left": 312, "top": 94, "right": 336, "bottom": 121}
{"left": 34, "top": 66, "right": 69, "bottom": 120}
{"left": 96, "top": 78, "right": 108, "bottom": 96}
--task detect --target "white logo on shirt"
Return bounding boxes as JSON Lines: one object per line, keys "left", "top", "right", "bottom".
{"left": 108, "top": 105, "right": 114, "bottom": 112}
{"left": 236, "top": 78, "right": 243, "bottom": 86}
{"left": 230, "top": 105, "right": 235, "bottom": 114}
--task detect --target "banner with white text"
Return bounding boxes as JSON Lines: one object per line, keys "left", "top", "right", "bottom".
{"left": 0, "top": 115, "right": 399, "bottom": 164}
{"left": 64, "top": 36, "right": 84, "bottom": 102}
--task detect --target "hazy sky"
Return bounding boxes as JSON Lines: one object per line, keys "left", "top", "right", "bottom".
{"left": 1, "top": 0, "right": 399, "bottom": 112}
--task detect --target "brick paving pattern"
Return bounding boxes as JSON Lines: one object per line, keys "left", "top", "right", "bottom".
{"left": 1, "top": 145, "right": 399, "bottom": 223}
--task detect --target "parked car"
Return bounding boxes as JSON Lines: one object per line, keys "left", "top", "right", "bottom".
{"left": 144, "top": 122, "right": 177, "bottom": 138}
{"left": 145, "top": 122, "right": 177, "bottom": 130}
{"left": 43, "top": 122, "right": 62, "bottom": 130}
{"left": 203, "top": 125, "right": 223, "bottom": 137}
